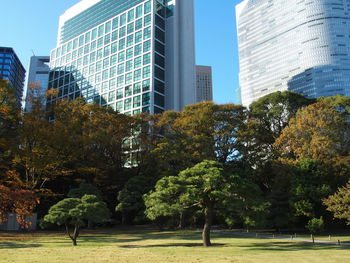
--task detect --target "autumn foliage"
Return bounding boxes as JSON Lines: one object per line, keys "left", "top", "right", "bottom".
{"left": 0, "top": 185, "right": 39, "bottom": 229}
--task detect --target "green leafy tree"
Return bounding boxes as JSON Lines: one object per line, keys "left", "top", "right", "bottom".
{"left": 68, "top": 183, "right": 102, "bottom": 200}
{"left": 42, "top": 195, "right": 110, "bottom": 246}
{"left": 306, "top": 217, "right": 324, "bottom": 243}
{"left": 324, "top": 180, "right": 350, "bottom": 225}
{"left": 144, "top": 160, "right": 266, "bottom": 247}
{"left": 116, "top": 176, "right": 154, "bottom": 224}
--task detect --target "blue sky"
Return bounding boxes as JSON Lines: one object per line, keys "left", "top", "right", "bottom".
{"left": 1, "top": 0, "right": 242, "bottom": 104}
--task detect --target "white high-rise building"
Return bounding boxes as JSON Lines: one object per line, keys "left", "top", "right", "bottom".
{"left": 24, "top": 56, "right": 50, "bottom": 112}
{"left": 48, "top": 0, "right": 196, "bottom": 114}
{"left": 196, "top": 65, "right": 213, "bottom": 102}
{"left": 236, "top": 0, "right": 350, "bottom": 107}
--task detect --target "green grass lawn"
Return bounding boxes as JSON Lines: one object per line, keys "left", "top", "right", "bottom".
{"left": 0, "top": 228, "right": 349, "bottom": 263}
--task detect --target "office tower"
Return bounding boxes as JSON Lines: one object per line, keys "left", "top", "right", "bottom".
{"left": 48, "top": 0, "right": 196, "bottom": 115}
{"left": 0, "top": 47, "right": 26, "bottom": 105}
{"left": 196, "top": 65, "right": 213, "bottom": 102}
{"left": 24, "top": 56, "right": 50, "bottom": 112}
{"left": 236, "top": 0, "right": 350, "bottom": 107}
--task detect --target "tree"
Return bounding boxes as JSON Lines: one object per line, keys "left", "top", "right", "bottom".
{"left": 324, "top": 180, "right": 350, "bottom": 225}
{"left": 306, "top": 217, "right": 324, "bottom": 243}
{"left": 42, "top": 195, "right": 110, "bottom": 246}
{"left": 0, "top": 185, "right": 39, "bottom": 229}
{"left": 68, "top": 183, "right": 102, "bottom": 200}
{"left": 116, "top": 176, "right": 154, "bottom": 224}
{"left": 274, "top": 102, "right": 349, "bottom": 161}
{"left": 144, "top": 160, "right": 266, "bottom": 247}
{"left": 0, "top": 79, "right": 20, "bottom": 171}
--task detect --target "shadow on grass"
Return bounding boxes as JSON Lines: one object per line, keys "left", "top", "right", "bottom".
{"left": 236, "top": 241, "right": 348, "bottom": 251}
{"left": 0, "top": 242, "right": 42, "bottom": 249}
{"left": 119, "top": 243, "right": 225, "bottom": 248}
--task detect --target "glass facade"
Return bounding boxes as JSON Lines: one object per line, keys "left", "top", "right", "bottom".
{"left": 236, "top": 0, "right": 350, "bottom": 107}
{"left": 49, "top": 0, "right": 167, "bottom": 115}
{"left": 0, "top": 47, "right": 26, "bottom": 105}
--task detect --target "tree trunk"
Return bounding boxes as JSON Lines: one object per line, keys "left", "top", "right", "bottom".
{"left": 121, "top": 210, "right": 127, "bottom": 225}
{"left": 72, "top": 226, "right": 79, "bottom": 246}
{"left": 202, "top": 203, "right": 213, "bottom": 247}
{"left": 178, "top": 212, "right": 186, "bottom": 229}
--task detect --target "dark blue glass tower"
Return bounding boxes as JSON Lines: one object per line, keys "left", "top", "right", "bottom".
{"left": 0, "top": 47, "right": 26, "bottom": 104}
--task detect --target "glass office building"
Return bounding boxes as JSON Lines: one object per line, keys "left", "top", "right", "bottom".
{"left": 48, "top": 0, "right": 196, "bottom": 114}
{"left": 236, "top": 0, "right": 350, "bottom": 107}
{"left": 24, "top": 56, "right": 50, "bottom": 112}
{"left": 0, "top": 47, "right": 26, "bottom": 105}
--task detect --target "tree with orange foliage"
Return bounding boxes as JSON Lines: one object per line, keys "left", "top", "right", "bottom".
{"left": 0, "top": 185, "right": 39, "bottom": 229}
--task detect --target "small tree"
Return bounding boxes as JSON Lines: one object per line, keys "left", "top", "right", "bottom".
{"left": 0, "top": 185, "right": 39, "bottom": 229}
{"left": 144, "top": 160, "right": 265, "bottom": 247}
{"left": 68, "top": 183, "right": 103, "bottom": 200}
{"left": 306, "top": 217, "right": 324, "bottom": 243}
{"left": 323, "top": 180, "right": 350, "bottom": 225}
{"left": 42, "top": 195, "right": 110, "bottom": 246}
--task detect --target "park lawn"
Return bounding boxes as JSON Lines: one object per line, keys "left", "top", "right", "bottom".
{"left": 0, "top": 229, "right": 349, "bottom": 263}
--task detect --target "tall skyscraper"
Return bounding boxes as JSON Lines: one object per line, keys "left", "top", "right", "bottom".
{"left": 236, "top": 0, "right": 350, "bottom": 107}
{"left": 48, "top": 0, "right": 196, "bottom": 115}
{"left": 196, "top": 65, "right": 213, "bottom": 102}
{"left": 0, "top": 47, "right": 26, "bottom": 105}
{"left": 24, "top": 56, "right": 50, "bottom": 112}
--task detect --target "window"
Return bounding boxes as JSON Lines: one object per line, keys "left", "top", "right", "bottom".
{"left": 91, "top": 40, "right": 97, "bottom": 51}
{"left": 116, "top": 100, "right": 123, "bottom": 112}
{"left": 125, "top": 85, "right": 132, "bottom": 97}
{"left": 79, "top": 35, "right": 84, "bottom": 46}
{"left": 134, "top": 69, "right": 141, "bottom": 81}
{"left": 134, "top": 56, "right": 142, "bottom": 68}
{"left": 133, "top": 82, "right": 141, "bottom": 94}
{"left": 127, "top": 35, "right": 134, "bottom": 47}
{"left": 143, "top": 79, "right": 150, "bottom": 91}
{"left": 111, "top": 42, "right": 118, "bottom": 54}
{"left": 97, "top": 49, "right": 103, "bottom": 60}
{"left": 155, "top": 93, "right": 165, "bottom": 107}
{"left": 92, "top": 28, "right": 97, "bottom": 40}
{"left": 142, "top": 93, "right": 150, "bottom": 106}
{"left": 144, "top": 1, "right": 151, "bottom": 14}
{"left": 119, "top": 26, "right": 126, "bottom": 38}
{"left": 98, "top": 25, "right": 104, "bottom": 37}
{"left": 108, "top": 91, "right": 115, "bottom": 102}
{"left": 136, "top": 5, "right": 143, "bottom": 18}
{"left": 118, "top": 63, "right": 125, "bottom": 74}
{"left": 143, "top": 53, "right": 151, "bottom": 65}
{"left": 85, "top": 32, "right": 91, "bottom": 43}
{"left": 119, "top": 38, "right": 126, "bottom": 50}
{"left": 124, "top": 98, "right": 132, "bottom": 111}
{"left": 110, "top": 55, "right": 117, "bottom": 66}
{"left": 143, "top": 66, "right": 151, "bottom": 78}
{"left": 96, "top": 61, "right": 102, "bottom": 72}
{"left": 144, "top": 27, "right": 151, "bottom": 40}
{"left": 118, "top": 51, "right": 125, "bottom": 63}
{"left": 125, "top": 72, "right": 132, "bottom": 84}
{"left": 128, "top": 9, "right": 135, "bottom": 22}
{"left": 112, "top": 30, "right": 118, "bottom": 41}
{"left": 102, "top": 70, "right": 109, "bottom": 80}
{"left": 97, "top": 37, "right": 104, "bottom": 48}
{"left": 135, "top": 31, "right": 142, "bottom": 43}
{"left": 126, "top": 48, "right": 133, "bottom": 59}
{"left": 126, "top": 60, "right": 133, "bottom": 72}
{"left": 105, "top": 21, "right": 111, "bottom": 33}
{"left": 133, "top": 95, "right": 141, "bottom": 107}
{"left": 144, "top": 14, "right": 151, "bottom": 26}
{"left": 112, "top": 16, "right": 119, "bottom": 29}
{"left": 104, "top": 34, "right": 111, "bottom": 45}
{"left": 143, "top": 40, "right": 151, "bottom": 52}
{"left": 135, "top": 19, "right": 142, "bottom": 30}
{"left": 120, "top": 13, "right": 126, "bottom": 26}
{"left": 117, "top": 88, "right": 123, "bottom": 99}
{"left": 103, "top": 58, "right": 109, "bottom": 69}
{"left": 117, "top": 76, "right": 124, "bottom": 87}
{"left": 134, "top": 44, "right": 142, "bottom": 56}
{"left": 104, "top": 46, "right": 111, "bottom": 57}
{"left": 127, "top": 22, "right": 134, "bottom": 34}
